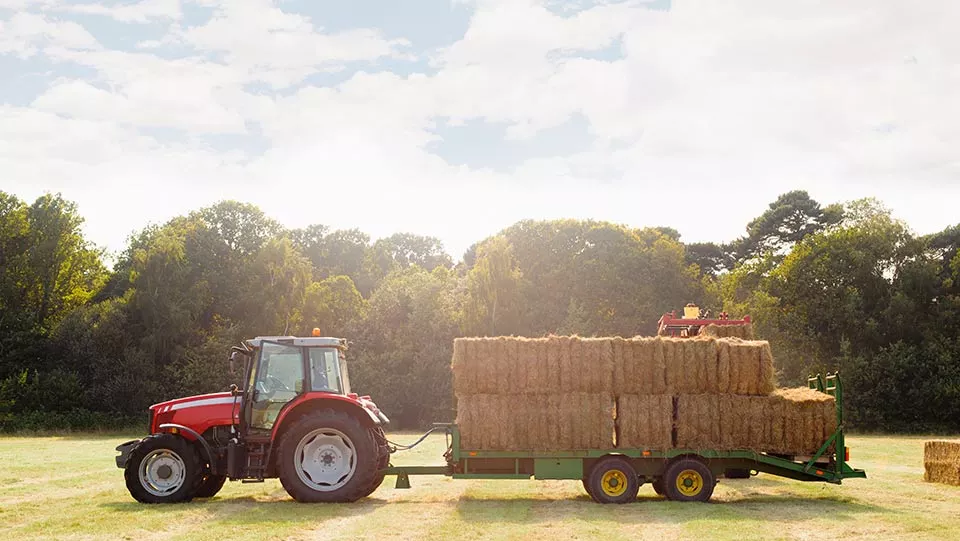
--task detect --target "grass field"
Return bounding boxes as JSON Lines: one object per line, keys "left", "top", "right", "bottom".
{"left": 1, "top": 433, "right": 958, "bottom": 540}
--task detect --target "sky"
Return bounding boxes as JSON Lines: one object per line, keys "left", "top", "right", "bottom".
{"left": 1, "top": 0, "right": 958, "bottom": 260}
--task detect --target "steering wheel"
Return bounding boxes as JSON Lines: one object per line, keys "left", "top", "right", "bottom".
{"left": 257, "top": 375, "right": 291, "bottom": 398}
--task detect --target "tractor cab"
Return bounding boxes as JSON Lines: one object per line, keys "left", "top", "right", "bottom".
{"left": 239, "top": 335, "right": 351, "bottom": 431}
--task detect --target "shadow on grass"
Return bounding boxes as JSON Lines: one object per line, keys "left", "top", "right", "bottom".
{"left": 100, "top": 495, "right": 387, "bottom": 525}
{"left": 453, "top": 491, "right": 890, "bottom": 525}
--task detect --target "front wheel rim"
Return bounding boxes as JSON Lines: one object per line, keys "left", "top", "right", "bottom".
{"left": 139, "top": 449, "right": 187, "bottom": 497}
{"left": 294, "top": 428, "right": 357, "bottom": 492}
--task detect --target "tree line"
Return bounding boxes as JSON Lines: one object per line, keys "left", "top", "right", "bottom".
{"left": 0, "top": 190, "right": 957, "bottom": 431}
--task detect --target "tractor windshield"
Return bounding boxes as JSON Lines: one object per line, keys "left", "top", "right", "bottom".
{"left": 308, "top": 347, "right": 343, "bottom": 394}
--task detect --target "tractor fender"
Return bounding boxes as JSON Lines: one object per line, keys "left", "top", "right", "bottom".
{"left": 115, "top": 439, "right": 142, "bottom": 469}
{"left": 158, "top": 423, "right": 220, "bottom": 476}
{"left": 271, "top": 393, "right": 380, "bottom": 442}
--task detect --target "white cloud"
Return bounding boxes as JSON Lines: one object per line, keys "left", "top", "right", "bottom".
{"left": 178, "top": 0, "right": 409, "bottom": 88}
{"left": 0, "top": 12, "right": 99, "bottom": 57}
{"left": 2, "top": 0, "right": 959, "bottom": 259}
{"left": 60, "top": 0, "right": 182, "bottom": 23}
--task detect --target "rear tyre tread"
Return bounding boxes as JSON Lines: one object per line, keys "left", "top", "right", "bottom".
{"left": 276, "top": 409, "right": 379, "bottom": 503}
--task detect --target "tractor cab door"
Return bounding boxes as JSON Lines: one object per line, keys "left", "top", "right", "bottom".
{"left": 248, "top": 341, "right": 305, "bottom": 431}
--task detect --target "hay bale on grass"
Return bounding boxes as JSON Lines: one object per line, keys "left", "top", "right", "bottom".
{"left": 924, "top": 441, "right": 960, "bottom": 486}
{"left": 617, "top": 394, "right": 673, "bottom": 449}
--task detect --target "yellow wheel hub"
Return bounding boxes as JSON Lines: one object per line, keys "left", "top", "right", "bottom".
{"left": 675, "top": 469, "right": 703, "bottom": 497}
{"left": 600, "top": 469, "right": 628, "bottom": 497}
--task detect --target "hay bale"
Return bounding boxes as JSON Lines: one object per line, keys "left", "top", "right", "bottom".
{"left": 617, "top": 394, "right": 673, "bottom": 449}
{"left": 712, "top": 338, "right": 775, "bottom": 396}
{"left": 924, "top": 441, "right": 960, "bottom": 486}
{"left": 700, "top": 323, "right": 755, "bottom": 339}
{"left": 678, "top": 387, "right": 836, "bottom": 454}
{"left": 676, "top": 395, "right": 721, "bottom": 449}
{"left": 458, "top": 392, "right": 615, "bottom": 451}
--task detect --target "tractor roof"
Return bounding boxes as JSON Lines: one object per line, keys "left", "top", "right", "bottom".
{"left": 245, "top": 336, "right": 344, "bottom": 348}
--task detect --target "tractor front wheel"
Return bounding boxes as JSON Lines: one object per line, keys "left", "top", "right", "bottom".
{"left": 124, "top": 434, "right": 202, "bottom": 504}
{"left": 277, "top": 410, "right": 379, "bottom": 502}
{"left": 193, "top": 473, "right": 227, "bottom": 498}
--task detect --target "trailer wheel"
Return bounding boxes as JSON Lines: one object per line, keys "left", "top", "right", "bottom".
{"left": 581, "top": 478, "right": 600, "bottom": 502}
{"left": 193, "top": 473, "right": 227, "bottom": 498}
{"left": 652, "top": 478, "right": 665, "bottom": 497}
{"left": 663, "top": 458, "right": 715, "bottom": 503}
{"left": 124, "top": 434, "right": 202, "bottom": 504}
{"left": 277, "top": 409, "right": 379, "bottom": 502}
{"left": 587, "top": 458, "right": 639, "bottom": 504}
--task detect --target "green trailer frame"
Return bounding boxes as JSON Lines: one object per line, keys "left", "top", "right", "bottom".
{"left": 381, "top": 372, "right": 865, "bottom": 499}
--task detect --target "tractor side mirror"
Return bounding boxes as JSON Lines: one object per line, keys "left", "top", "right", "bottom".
{"left": 229, "top": 351, "right": 239, "bottom": 376}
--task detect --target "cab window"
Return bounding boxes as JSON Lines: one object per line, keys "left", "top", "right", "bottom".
{"left": 309, "top": 348, "right": 342, "bottom": 393}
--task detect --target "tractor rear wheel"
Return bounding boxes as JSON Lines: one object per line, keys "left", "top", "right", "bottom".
{"left": 356, "top": 426, "right": 390, "bottom": 498}
{"left": 277, "top": 409, "right": 379, "bottom": 502}
{"left": 193, "top": 473, "right": 227, "bottom": 498}
{"left": 124, "top": 434, "right": 202, "bottom": 504}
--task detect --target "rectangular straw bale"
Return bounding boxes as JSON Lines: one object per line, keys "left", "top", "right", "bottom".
{"left": 493, "top": 337, "right": 509, "bottom": 394}
{"left": 546, "top": 336, "right": 562, "bottom": 392}
{"left": 451, "top": 338, "right": 472, "bottom": 394}
{"left": 676, "top": 395, "right": 721, "bottom": 449}
{"left": 617, "top": 394, "right": 674, "bottom": 449}
{"left": 611, "top": 337, "right": 626, "bottom": 388}
{"left": 771, "top": 388, "right": 837, "bottom": 455}
{"left": 758, "top": 341, "right": 777, "bottom": 394}
{"left": 663, "top": 338, "right": 683, "bottom": 393}
{"left": 560, "top": 336, "right": 576, "bottom": 392}
{"left": 924, "top": 441, "right": 960, "bottom": 486}
{"left": 700, "top": 323, "right": 755, "bottom": 339}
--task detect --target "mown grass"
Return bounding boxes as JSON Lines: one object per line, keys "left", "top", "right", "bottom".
{"left": 1, "top": 433, "right": 958, "bottom": 540}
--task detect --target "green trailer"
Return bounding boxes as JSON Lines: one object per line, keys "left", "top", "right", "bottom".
{"left": 380, "top": 372, "right": 866, "bottom": 503}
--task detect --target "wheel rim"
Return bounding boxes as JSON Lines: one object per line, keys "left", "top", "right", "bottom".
{"left": 294, "top": 428, "right": 357, "bottom": 492}
{"left": 600, "top": 469, "right": 628, "bottom": 497}
{"left": 139, "top": 448, "right": 187, "bottom": 497}
{"left": 675, "top": 469, "right": 704, "bottom": 497}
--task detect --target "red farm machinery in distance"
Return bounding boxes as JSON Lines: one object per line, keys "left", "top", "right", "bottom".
{"left": 656, "top": 304, "right": 751, "bottom": 338}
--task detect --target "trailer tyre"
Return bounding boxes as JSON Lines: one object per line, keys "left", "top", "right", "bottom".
{"left": 588, "top": 458, "right": 640, "bottom": 504}
{"left": 277, "top": 409, "right": 379, "bottom": 502}
{"left": 652, "top": 478, "right": 665, "bottom": 497}
{"left": 663, "top": 458, "right": 715, "bottom": 503}
{"left": 124, "top": 434, "right": 202, "bottom": 504}
{"left": 581, "top": 478, "right": 600, "bottom": 502}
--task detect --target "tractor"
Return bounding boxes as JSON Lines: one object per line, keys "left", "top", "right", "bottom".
{"left": 115, "top": 331, "right": 391, "bottom": 503}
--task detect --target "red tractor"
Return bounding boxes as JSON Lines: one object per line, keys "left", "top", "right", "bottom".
{"left": 115, "top": 334, "right": 390, "bottom": 503}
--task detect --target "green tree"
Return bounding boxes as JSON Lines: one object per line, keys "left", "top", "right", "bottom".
{"left": 732, "top": 190, "right": 842, "bottom": 262}
{"left": 301, "top": 275, "right": 367, "bottom": 337}
{"left": 464, "top": 236, "right": 522, "bottom": 335}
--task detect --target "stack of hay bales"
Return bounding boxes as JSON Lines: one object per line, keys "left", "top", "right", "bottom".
{"left": 453, "top": 337, "right": 615, "bottom": 450}
{"left": 924, "top": 441, "right": 960, "bottom": 486}
{"left": 700, "top": 323, "right": 755, "bottom": 339}
{"left": 452, "top": 335, "right": 836, "bottom": 455}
